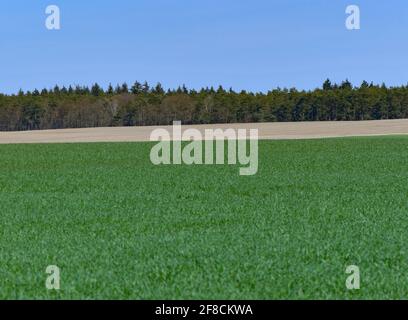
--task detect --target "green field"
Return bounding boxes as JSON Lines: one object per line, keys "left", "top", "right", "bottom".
{"left": 1, "top": 136, "right": 408, "bottom": 299}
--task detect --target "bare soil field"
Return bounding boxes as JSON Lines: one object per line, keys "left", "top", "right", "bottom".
{"left": 1, "top": 119, "right": 408, "bottom": 144}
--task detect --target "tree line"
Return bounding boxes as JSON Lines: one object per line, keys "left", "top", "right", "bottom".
{"left": 1, "top": 79, "right": 408, "bottom": 131}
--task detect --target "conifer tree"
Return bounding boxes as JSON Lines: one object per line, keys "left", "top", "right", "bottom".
{"left": 131, "top": 81, "right": 142, "bottom": 94}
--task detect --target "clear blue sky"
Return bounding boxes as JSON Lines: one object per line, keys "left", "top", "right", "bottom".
{"left": 1, "top": 0, "right": 407, "bottom": 94}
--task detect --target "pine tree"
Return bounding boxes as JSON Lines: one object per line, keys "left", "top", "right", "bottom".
{"left": 360, "top": 80, "right": 369, "bottom": 89}
{"left": 91, "top": 83, "right": 103, "bottom": 96}
{"left": 153, "top": 82, "right": 164, "bottom": 94}
{"left": 107, "top": 83, "right": 114, "bottom": 95}
{"left": 323, "top": 79, "right": 332, "bottom": 91}
{"left": 340, "top": 80, "right": 352, "bottom": 90}
{"left": 217, "top": 85, "right": 226, "bottom": 94}
{"left": 131, "top": 81, "right": 142, "bottom": 94}
{"left": 142, "top": 81, "right": 150, "bottom": 93}
{"left": 121, "top": 82, "right": 129, "bottom": 94}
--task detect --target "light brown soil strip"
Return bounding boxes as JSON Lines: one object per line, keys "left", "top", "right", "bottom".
{"left": 1, "top": 119, "right": 408, "bottom": 144}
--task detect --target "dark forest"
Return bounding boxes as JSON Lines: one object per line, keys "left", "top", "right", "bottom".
{"left": 1, "top": 79, "right": 407, "bottom": 131}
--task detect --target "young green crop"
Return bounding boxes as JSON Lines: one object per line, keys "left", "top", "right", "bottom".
{"left": 1, "top": 136, "right": 408, "bottom": 299}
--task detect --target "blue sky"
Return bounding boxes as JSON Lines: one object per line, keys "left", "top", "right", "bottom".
{"left": 0, "top": 0, "right": 407, "bottom": 93}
